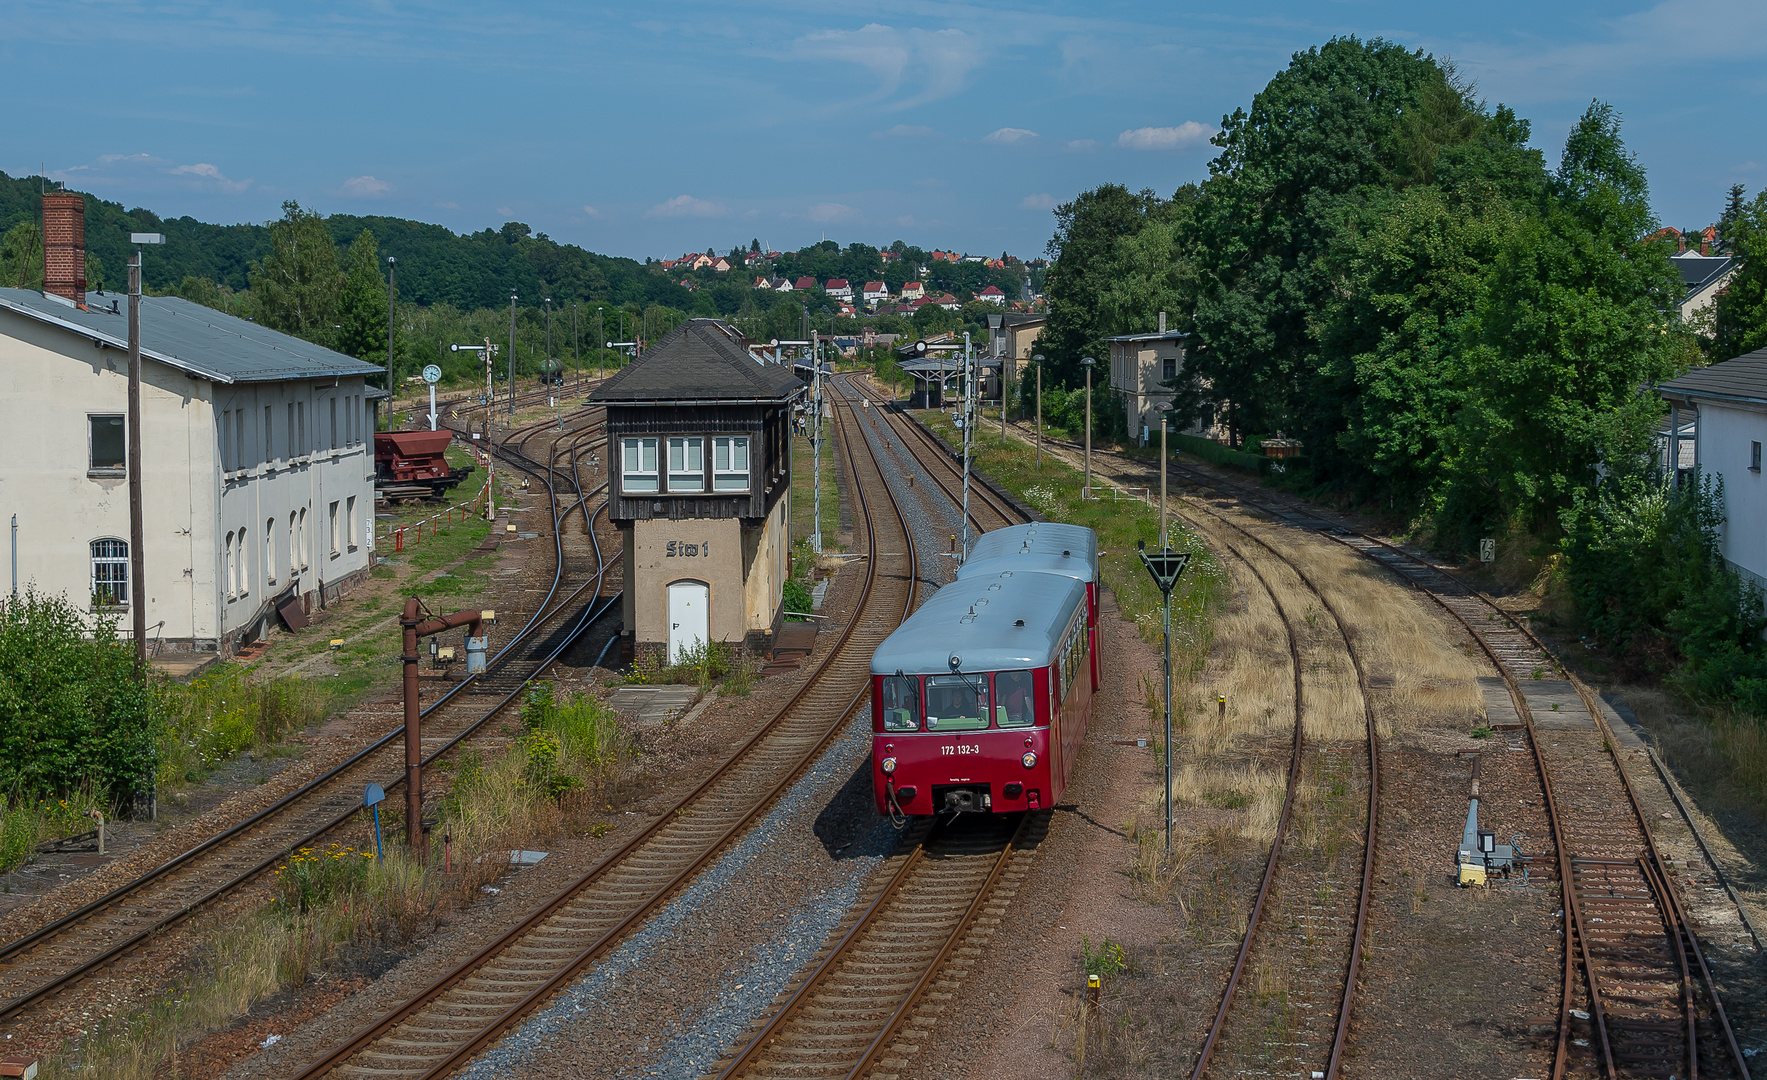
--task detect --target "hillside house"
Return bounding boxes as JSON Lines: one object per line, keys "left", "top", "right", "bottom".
{"left": 862, "top": 281, "right": 890, "bottom": 307}
{"left": 977, "top": 285, "right": 1006, "bottom": 306}
{"left": 0, "top": 284, "right": 382, "bottom": 653}
{"left": 900, "top": 282, "right": 925, "bottom": 301}
{"left": 933, "top": 293, "right": 961, "bottom": 312}
{"left": 1672, "top": 250, "right": 1737, "bottom": 323}
{"left": 794, "top": 276, "right": 817, "bottom": 292}
{"left": 824, "top": 278, "right": 853, "bottom": 302}
{"left": 1659, "top": 347, "right": 1767, "bottom": 592}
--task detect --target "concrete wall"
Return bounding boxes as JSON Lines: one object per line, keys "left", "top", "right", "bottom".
{"left": 0, "top": 308, "right": 375, "bottom": 649}
{"left": 1697, "top": 401, "right": 1767, "bottom": 589}
{"left": 741, "top": 489, "right": 791, "bottom": 635}
{"left": 627, "top": 488, "right": 791, "bottom": 651}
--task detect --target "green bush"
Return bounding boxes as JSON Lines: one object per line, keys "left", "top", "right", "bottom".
{"left": 0, "top": 590, "right": 157, "bottom": 805}
{"left": 1561, "top": 470, "right": 1767, "bottom": 710}
{"left": 781, "top": 578, "right": 814, "bottom": 620}
{"left": 155, "top": 667, "right": 324, "bottom": 786}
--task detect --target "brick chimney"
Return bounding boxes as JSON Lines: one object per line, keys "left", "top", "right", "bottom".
{"left": 41, "top": 193, "right": 86, "bottom": 306}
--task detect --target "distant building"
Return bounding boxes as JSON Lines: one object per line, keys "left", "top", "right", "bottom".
{"left": 794, "top": 276, "right": 817, "bottom": 292}
{"left": 824, "top": 278, "right": 853, "bottom": 302}
{"left": 933, "top": 293, "right": 961, "bottom": 312}
{"left": 976, "top": 285, "right": 1006, "bottom": 306}
{"left": 1658, "top": 347, "right": 1767, "bottom": 594}
{"left": 590, "top": 320, "right": 805, "bottom": 659}
{"left": 0, "top": 269, "right": 382, "bottom": 652}
{"left": 862, "top": 281, "right": 890, "bottom": 307}
{"left": 1105, "top": 313, "right": 1215, "bottom": 444}
{"left": 900, "top": 281, "right": 925, "bottom": 301}
{"left": 1671, "top": 250, "right": 1737, "bottom": 324}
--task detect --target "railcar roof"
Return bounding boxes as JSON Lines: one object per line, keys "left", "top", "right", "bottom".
{"left": 956, "top": 522, "right": 1099, "bottom": 585}
{"left": 871, "top": 571, "right": 1085, "bottom": 675}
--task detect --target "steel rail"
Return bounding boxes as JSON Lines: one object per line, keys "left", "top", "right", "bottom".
{"left": 287, "top": 381, "right": 921, "bottom": 1080}
{"left": 854, "top": 373, "right": 1021, "bottom": 532}
{"left": 0, "top": 417, "right": 616, "bottom": 1028}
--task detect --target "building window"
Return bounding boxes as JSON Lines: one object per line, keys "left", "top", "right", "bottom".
{"left": 224, "top": 530, "right": 236, "bottom": 599}
{"left": 329, "top": 398, "right": 339, "bottom": 451}
{"left": 264, "top": 405, "right": 274, "bottom": 464}
{"left": 288, "top": 403, "right": 297, "bottom": 460}
{"left": 667, "top": 437, "right": 704, "bottom": 493}
{"left": 622, "top": 437, "right": 659, "bottom": 493}
{"left": 266, "top": 519, "right": 277, "bottom": 586}
{"left": 1162, "top": 357, "right": 1177, "bottom": 381}
{"left": 289, "top": 512, "right": 298, "bottom": 579}
{"left": 89, "top": 414, "right": 126, "bottom": 473}
{"left": 235, "top": 410, "right": 246, "bottom": 472}
{"left": 237, "top": 527, "right": 249, "bottom": 598}
{"left": 346, "top": 496, "right": 358, "bottom": 550}
{"left": 298, "top": 508, "right": 308, "bottom": 569}
{"left": 298, "top": 401, "right": 307, "bottom": 455}
{"left": 713, "top": 436, "right": 750, "bottom": 492}
{"left": 91, "top": 538, "right": 128, "bottom": 608}
{"left": 1753, "top": 441, "right": 1763, "bottom": 472}
{"left": 329, "top": 501, "right": 340, "bottom": 556}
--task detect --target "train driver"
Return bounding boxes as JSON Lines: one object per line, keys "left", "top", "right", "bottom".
{"left": 995, "top": 670, "right": 1035, "bottom": 727}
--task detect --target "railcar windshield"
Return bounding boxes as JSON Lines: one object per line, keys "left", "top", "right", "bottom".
{"left": 880, "top": 675, "right": 920, "bottom": 731}
{"left": 924, "top": 674, "right": 990, "bottom": 731}
{"left": 993, "top": 670, "right": 1035, "bottom": 727}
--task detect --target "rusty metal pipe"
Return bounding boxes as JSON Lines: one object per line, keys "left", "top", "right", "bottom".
{"left": 402, "top": 598, "right": 485, "bottom": 861}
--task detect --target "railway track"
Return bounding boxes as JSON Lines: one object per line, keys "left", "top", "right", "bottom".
{"left": 1154, "top": 449, "right": 1750, "bottom": 1078}
{"left": 694, "top": 375, "right": 1041, "bottom": 1080}
{"left": 283, "top": 378, "right": 921, "bottom": 1080}
{"left": 0, "top": 411, "right": 618, "bottom": 1043}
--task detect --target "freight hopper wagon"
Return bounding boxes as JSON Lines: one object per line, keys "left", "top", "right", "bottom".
{"left": 956, "top": 521, "right": 1101, "bottom": 692}
{"left": 872, "top": 543, "right": 1098, "bottom": 818}
{"left": 373, "top": 430, "right": 476, "bottom": 503}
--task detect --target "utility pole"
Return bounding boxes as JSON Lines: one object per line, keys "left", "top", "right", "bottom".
{"left": 386, "top": 255, "right": 396, "bottom": 393}
{"left": 811, "top": 330, "right": 823, "bottom": 555}
{"left": 961, "top": 331, "right": 974, "bottom": 560}
{"left": 1157, "top": 403, "right": 1171, "bottom": 549}
{"left": 1033, "top": 353, "right": 1045, "bottom": 468}
{"left": 126, "top": 233, "right": 162, "bottom": 666}
{"left": 507, "top": 292, "right": 517, "bottom": 418}
{"left": 401, "top": 599, "right": 487, "bottom": 862}
{"left": 572, "top": 301, "right": 580, "bottom": 390}
{"left": 597, "top": 307, "right": 605, "bottom": 379}
{"left": 1081, "top": 356, "right": 1096, "bottom": 498}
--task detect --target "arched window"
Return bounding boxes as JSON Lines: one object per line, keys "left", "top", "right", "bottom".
{"left": 224, "top": 531, "right": 236, "bottom": 599}
{"left": 266, "top": 519, "right": 276, "bottom": 587}
{"left": 237, "top": 527, "right": 249, "bottom": 598}
{"left": 91, "top": 538, "right": 128, "bottom": 607}
{"left": 288, "top": 512, "right": 298, "bottom": 579}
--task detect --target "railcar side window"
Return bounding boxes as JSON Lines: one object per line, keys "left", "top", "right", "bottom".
{"left": 994, "top": 671, "right": 1035, "bottom": 727}
{"left": 924, "top": 674, "right": 989, "bottom": 731}
{"left": 880, "top": 675, "right": 919, "bottom": 731}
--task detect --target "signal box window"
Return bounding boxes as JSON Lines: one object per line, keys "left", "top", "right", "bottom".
{"left": 924, "top": 674, "right": 989, "bottom": 732}
{"left": 994, "top": 670, "right": 1035, "bottom": 727}
{"left": 881, "top": 675, "right": 920, "bottom": 731}
{"left": 668, "top": 437, "right": 705, "bottom": 493}
{"left": 713, "top": 436, "right": 750, "bottom": 492}
{"left": 622, "top": 437, "right": 658, "bottom": 493}
{"left": 1162, "top": 357, "right": 1177, "bottom": 381}
{"left": 89, "top": 415, "right": 125, "bottom": 474}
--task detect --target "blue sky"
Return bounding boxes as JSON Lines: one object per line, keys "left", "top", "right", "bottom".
{"left": 5, "top": 0, "right": 1764, "bottom": 260}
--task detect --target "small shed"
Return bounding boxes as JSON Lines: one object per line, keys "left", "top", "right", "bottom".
{"left": 590, "top": 319, "right": 805, "bottom": 661}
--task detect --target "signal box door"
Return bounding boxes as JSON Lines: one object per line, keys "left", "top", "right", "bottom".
{"left": 667, "top": 581, "right": 709, "bottom": 664}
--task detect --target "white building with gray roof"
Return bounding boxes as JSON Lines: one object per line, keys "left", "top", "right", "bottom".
{"left": 0, "top": 286, "right": 383, "bottom": 653}
{"left": 1659, "top": 346, "right": 1767, "bottom": 593}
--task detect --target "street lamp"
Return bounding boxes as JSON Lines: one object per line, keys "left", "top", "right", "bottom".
{"left": 386, "top": 256, "right": 396, "bottom": 391}
{"left": 126, "top": 231, "right": 164, "bottom": 667}
{"left": 1032, "top": 353, "right": 1045, "bottom": 467}
{"left": 507, "top": 292, "right": 517, "bottom": 418}
{"left": 1081, "top": 356, "right": 1096, "bottom": 498}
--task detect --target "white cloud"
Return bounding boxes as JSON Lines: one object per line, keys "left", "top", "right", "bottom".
{"left": 582, "top": 204, "right": 601, "bottom": 216}
{"left": 496, "top": 205, "right": 514, "bottom": 217}
{"left": 984, "top": 127, "right": 1039, "bottom": 145}
{"left": 1020, "top": 193, "right": 1056, "bottom": 210}
{"left": 341, "top": 174, "right": 391, "bottom": 197}
{"left": 875, "top": 124, "right": 936, "bottom": 138}
{"left": 50, "top": 153, "right": 253, "bottom": 194}
{"left": 794, "top": 24, "right": 983, "bottom": 111}
{"left": 1066, "top": 139, "right": 1099, "bottom": 152}
{"left": 1116, "top": 122, "right": 1214, "bottom": 151}
{"left": 808, "top": 202, "right": 856, "bottom": 223}
{"left": 648, "top": 194, "right": 728, "bottom": 219}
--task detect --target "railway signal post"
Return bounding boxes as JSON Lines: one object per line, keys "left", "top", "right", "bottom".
{"left": 400, "top": 599, "right": 488, "bottom": 862}
{"left": 1138, "top": 542, "right": 1191, "bottom": 851}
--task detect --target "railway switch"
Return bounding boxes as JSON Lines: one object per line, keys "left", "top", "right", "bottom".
{"left": 1456, "top": 798, "right": 1518, "bottom": 886}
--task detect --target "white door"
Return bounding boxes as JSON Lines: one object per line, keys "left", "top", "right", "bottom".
{"left": 666, "top": 581, "right": 709, "bottom": 664}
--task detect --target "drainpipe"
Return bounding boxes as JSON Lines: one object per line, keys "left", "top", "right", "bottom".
{"left": 10, "top": 513, "right": 16, "bottom": 598}
{"left": 401, "top": 598, "right": 487, "bottom": 861}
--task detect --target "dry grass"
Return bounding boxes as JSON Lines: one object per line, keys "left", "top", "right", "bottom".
{"left": 1617, "top": 686, "right": 1767, "bottom": 822}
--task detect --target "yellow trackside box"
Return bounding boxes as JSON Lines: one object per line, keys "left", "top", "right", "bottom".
{"left": 1458, "top": 861, "right": 1488, "bottom": 887}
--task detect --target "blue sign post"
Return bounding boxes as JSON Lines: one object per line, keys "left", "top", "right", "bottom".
{"left": 363, "top": 783, "right": 387, "bottom": 861}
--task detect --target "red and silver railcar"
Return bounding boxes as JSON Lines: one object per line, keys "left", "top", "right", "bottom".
{"left": 871, "top": 562, "right": 1096, "bottom": 817}
{"left": 955, "top": 521, "right": 1101, "bottom": 690}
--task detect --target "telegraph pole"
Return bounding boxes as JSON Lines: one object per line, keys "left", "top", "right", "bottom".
{"left": 507, "top": 292, "right": 517, "bottom": 417}
{"left": 1081, "top": 355, "right": 1096, "bottom": 498}
{"left": 811, "top": 331, "right": 823, "bottom": 555}
{"left": 572, "top": 301, "right": 580, "bottom": 390}
{"left": 1034, "top": 353, "right": 1044, "bottom": 468}
{"left": 126, "top": 249, "right": 147, "bottom": 664}
{"left": 597, "top": 308, "right": 604, "bottom": 379}
{"left": 386, "top": 255, "right": 396, "bottom": 393}
{"left": 960, "top": 331, "right": 974, "bottom": 560}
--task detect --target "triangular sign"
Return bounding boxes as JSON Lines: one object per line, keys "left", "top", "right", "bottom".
{"left": 1138, "top": 549, "right": 1191, "bottom": 595}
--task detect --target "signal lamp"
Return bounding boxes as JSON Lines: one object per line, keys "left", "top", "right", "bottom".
{"left": 881, "top": 757, "right": 897, "bottom": 774}
{"left": 1021, "top": 752, "right": 1037, "bottom": 768}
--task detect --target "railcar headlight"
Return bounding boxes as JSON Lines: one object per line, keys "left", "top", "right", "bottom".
{"left": 881, "top": 757, "right": 897, "bottom": 774}
{"left": 1021, "top": 752, "right": 1037, "bottom": 768}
